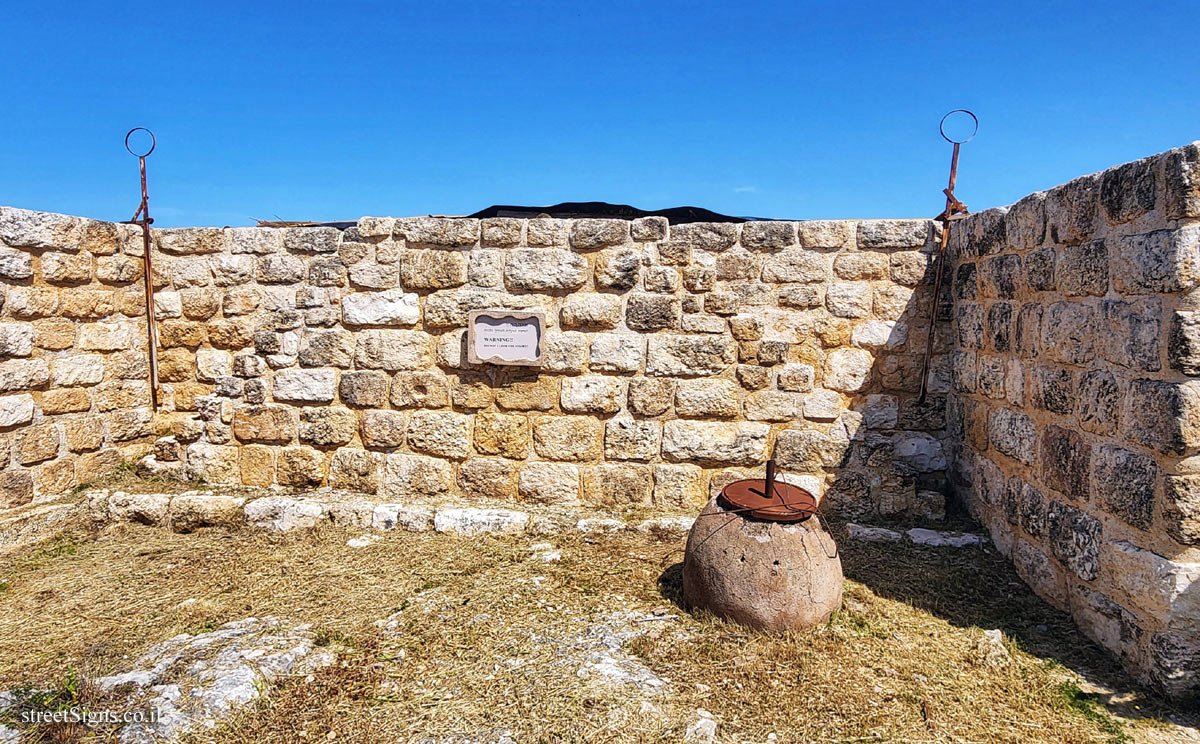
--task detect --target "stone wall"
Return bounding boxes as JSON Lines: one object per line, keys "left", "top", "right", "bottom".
{"left": 946, "top": 142, "right": 1200, "bottom": 697}
{"left": 0, "top": 212, "right": 154, "bottom": 505}
{"left": 0, "top": 207, "right": 951, "bottom": 517}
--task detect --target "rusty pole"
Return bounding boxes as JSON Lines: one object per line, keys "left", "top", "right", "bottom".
{"left": 122, "top": 128, "right": 159, "bottom": 412}
{"left": 917, "top": 110, "right": 976, "bottom": 403}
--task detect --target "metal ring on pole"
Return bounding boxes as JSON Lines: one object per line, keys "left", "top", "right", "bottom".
{"left": 124, "top": 127, "right": 156, "bottom": 157}
{"left": 938, "top": 109, "right": 978, "bottom": 145}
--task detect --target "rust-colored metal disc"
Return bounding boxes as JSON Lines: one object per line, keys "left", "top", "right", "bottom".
{"left": 719, "top": 479, "right": 817, "bottom": 522}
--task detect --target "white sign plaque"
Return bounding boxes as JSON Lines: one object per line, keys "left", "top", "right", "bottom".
{"left": 467, "top": 310, "right": 545, "bottom": 366}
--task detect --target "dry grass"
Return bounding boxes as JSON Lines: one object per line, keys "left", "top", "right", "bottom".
{"left": 0, "top": 516, "right": 1194, "bottom": 743}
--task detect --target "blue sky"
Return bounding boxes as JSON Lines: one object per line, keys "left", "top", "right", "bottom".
{"left": 2, "top": 1, "right": 1198, "bottom": 228}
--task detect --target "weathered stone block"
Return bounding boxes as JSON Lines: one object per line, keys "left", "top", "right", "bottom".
{"left": 761, "top": 251, "right": 828, "bottom": 283}
{"left": 1031, "top": 366, "right": 1075, "bottom": 415}
{"left": 1042, "top": 425, "right": 1091, "bottom": 502}
{"left": 381, "top": 453, "right": 455, "bottom": 498}
{"left": 342, "top": 289, "right": 420, "bottom": 326}
{"left": 631, "top": 216, "right": 668, "bottom": 242}
{"left": 400, "top": 250, "right": 467, "bottom": 289}
{"left": 1077, "top": 369, "right": 1122, "bottom": 436}
{"left": 628, "top": 377, "right": 674, "bottom": 416}
{"left": 0, "top": 358, "right": 49, "bottom": 393}
{"left": 532, "top": 415, "right": 603, "bottom": 461}
{"left": 360, "top": 410, "right": 407, "bottom": 449}
{"left": 186, "top": 442, "right": 239, "bottom": 484}
{"left": 472, "top": 412, "right": 530, "bottom": 459}
{"left": 1164, "top": 475, "right": 1200, "bottom": 545}
{"left": 822, "top": 348, "right": 872, "bottom": 393}
{"left": 645, "top": 334, "right": 734, "bottom": 377}
{"left": 1099, "top": 298, "right": 1162, "bottom": 372}
{"left": 857, "top": 220, "right": 928, "bottom": 250}
{"left": 0, "top": 393, "right": 35, "bottom": 428}
{"left": 232, "top": 405, "right": 296, "bottom": 444}
{"left": 518, "top": 461, "right": 579, "bottom": 504}
{"left": 276, "top": 446, "right": 325, "bottom": 486}
{"left": 625, "top": 293, "right": 680, "bottom": 332}
{"left": 299, "top": 407, "right": 357, "bottom": 446}
{"left": 661, "top": 421, "right": 768, "bottom": 466}
{"left": 1092, "top": 444, "right": 1158, "bottom": 530}
{"left": 459, "top": 457, "right": 518, "bottom": 500}
{"left": 399, "top": 217, "right": 479, "bottom": 247}
{"left": 594, "top": 246, "right": 643, "bottom": 289}
{"left": 1126, "top": 379, "right": 1200, "bottom": 455}
{"left": 674, "top": 379, "right": 740, "bottom": 418}
{"left": 988, "top": 408, "right": 1037, "bottom": 466}
{"left": 588, "top": 334, "right": 644, "bottom": 373}
{"left": 326, "top": 448, "right": 380, "bottom": 494}
{"left": 582, "top": 464, "right": 652, "bottom": 507}
{"left": 504, "top": 249, "right": 588, "bottom": 290}
{"left": 354, "top": 330, "right": 432, "bottom": 371}
{"left": 389, "top": 371, "right": 449, "bottom": 409}
{"left": 740, "top": 221, "right": 795, "bottom": 250}
{"left": 480, "top": 218, "right": 522, "bottom": 247}
{"left": 494, "top": 376, "right": 558, "bottom": 411}
{"left": 569, "top": 219, "right": 629, "bottom": 249}
{"left": 1047, "top": 499, "right": 1102, "bottom": 581}
{"left": 1099, "top": 156, "right": 1157, "bottom": 224}
{"left": 744, "top": 389, "right": 804, "bottom": 422}
{"left": 408, "top": 410, "right": 471, "bottom": 459}
{"left": 1058, "top": 240, "right": 1109, "bottom": 296}
{"left": 1045, "top": 174, "right": 1099, "bottom": 246}
{"left": 560, "top": 375, "right": 625, "bottom": 414}
{"left": 1115, "top": 226, "right": 1200, "bottom": 294}
{"left": 273, "top": 368, "right": 335, "bottom": 403}
{"left": 561, "top": 294, "right": 621, "bottom": 329}
{"left": 1041, "top": 301, "right": 1097, "bottom": 365}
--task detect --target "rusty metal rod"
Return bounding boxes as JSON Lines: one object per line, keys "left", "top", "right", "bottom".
{"left": 123, "top": 128, "right": 159, "bottom": 412}
{"left": 917, "top": 111, "right": 976, "bottom": 403}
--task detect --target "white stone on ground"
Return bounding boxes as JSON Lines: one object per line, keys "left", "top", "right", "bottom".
{"left": 847, "top": 523, "right": 902, "bottom": 542}
{"left": 433, "top": 507, "right": 529, "bottom": 536}
{"left": 636, "top": 516, "right": 695, "bottom": 533}
{"left": 371, "top": 503, "right": 434, "bottom": 532}
{"left": 92, "top": 617, "right": 334, "bottom": 743}
{"left": 906, "top": 528, "right": 988, "bottom": 548}
{"left": 243, "top": 496, "right": 327, "bottom": 532}
{"left": 684, "top": 709, "right": 718, "bottom": 743}
{"left": 577, "top": 517, "right": 627, "bottom": 534}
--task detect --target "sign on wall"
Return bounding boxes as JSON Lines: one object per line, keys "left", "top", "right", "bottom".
{"left": 467, "top": 310, "right": 545, "bottom": 366}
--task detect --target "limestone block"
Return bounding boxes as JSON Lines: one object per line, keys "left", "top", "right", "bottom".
{"left": 1099, "top": 299, "right": 1161, "bottom": 372}
{"left": 852, "top": 319, "right": 899, "bottom": 349}
{"left": 194, "top": 349, "right": 232, "bottom": 383}
{"left": 400, "top": 249, "right": 468, "bottom": 289}
{"left": 604, "top": 417, "right": 661, "bottom": 462}
{"left": 589, "top": 334, "right": 645, "bottom": 373}
{"left": 648, "top": 464, "right": 702, "bottom": 508}
{"left": 360, "top": 410, "right": 408, "bottom": 449}
{"left": 1114, "top": 226, "right": 1200, "bottom": 294}
{"left": 296, "top": 329, "right": 354, "bottom": 369}
{"left": 494, "top": 376, "right": 559, "bottom": 411}
{"left": 646, "top": 335, "right": 735, "bottom": 377}
{"left": 736, "top": 364, "right": 769, "bottom": 390}
{"left": 270, "top": 368, "right": 335, "bottom": 403}
{"left": 853, "top": 219, "right": 927, "bottom": 250}
{"left": 79, "top": 322, "right": 133, "bottom": 352}
{"left": 467, "top": 249, "right": 504, "bottom": 287}
{"left": 1047, "top": 498, "right": 1102, "bottom": 581}
{"left": 342, "top": 289, "right": 420, "bottom": 326}
{"left": 205, "top": 319, "right": 254, "bottom": 350}
{"left": 327, "top": 449, "right": 381, "bottom": 494}
{"left": 239, "top": 446, "right": 274, "bottom": 486}
{"left": 595, "top": 246, "right": 643, "bottom": 289}
{"left": 107, "top": 491, "right": 170, "bottom": 526}
{"left": 398, "top": 217, "right": 479, "bottom": 247}
{"left": 282, "top": 226, "right": 340, "bottom": 254}
{"left": 862, "top": 394, "right": 898, "bottom": 429}
{"left": 275, "top": 446, "right": 326, "bottom": 487}
{"left": 390, "top": 371, "right": 449, "bottom": 408}
{"left": 480, "top": 218, "right": 523, "bottom": 247}
{"left": 354, "top": 329, "right": 432, "bottom": 370}
{"left": 570, "top": 219, "right": 629, "bottom": 249}
{"left": 42, "top": 387, "right": 92, "bottom": 414}
{"left": 774, "top": 429, "right": 850, "bottom": 471}
{"left": 0, "top": 393, "right": 35, "bottom": 427}
{"left": 504, "top": 249, "right": 588, "bottom": 290}
{"left": 826, "top": 282, "right": 873, "bottom": 318}
{"left": 518, "top": 462, "right": 580, "bottom": 504}
{"left": 628, "top": 377, "right": 674, "bottom": 416}
{"left": 532, "top": 415, "right": 603, "bottom": 461}
{"left": 6, "top": 288, "right": 59, "bottom": 319}
{"left": 540, "top": 332, "right": 588, "bottom": 374}
{"left": 892, "top": 432, "right": 947, "bottom": 472}
{"left": 761, "top": 251, "right": 828, "bottom": 283}
{"left": 1092, "top": 444, "right": 1158, "bottom": 530}
{"left": 473, "top": 412, "right": 530, "bottom": 459}
{"left": 675, "top": 379, "right": 740, "bottom": 418}
{"left": 158, "top": 321, "right": 205, "bottom": 349}
{"left": 561, "top": 294, "right": 622, "bottom": 329}
{"left": 661, "top": 420, "right": 768, "bottom": 466}
{"left": 299, "top": 407, "right": 358, "bottom": 446}
{"left": 0, "top": 248, "right": 34, "bottom": 280}
{"left": 459, "top": 457, "right": 518, "bottom": 500}
{"left": 822, "top": 348, "right": 872, "bottom": 393}
{"left": 41, "top": 251, "right": 91, "bottom": 284}
{"left": 450, "top": 374, "right": 494, "bottom": 409}
{"left": 560, "top": 375, "right": 626, "bottom": 413}
{"left": 526, "top": 218, "right": 569, "bottom": 246}
{"left": 254, "top": 253, "right": 303, "bottom": 284}
{"left": 408, "top": 410, "right": 472, "bottom": 459}
{"left": 582, "top": 464, "right": 652, "bottom": 507}
{"left": 1126, "top": 379, "right": 1200, "bottom": 455}
{"left": 382, "top": 453, "right": 455, "bottom": 498}
{"left": 631, "top": 216, "right": 668, "bottom": 242}
{"left": 434, "top": 507, "right": 529, "bottom": 536}
{"left": 0, "top": 358, "right": 50, "bottom": 393}
{"left": 107, "top": 407, "right": 152, "bottom": 441}
{"left": 987, "top": 408, "right": 1038, "bottom": 466}
{"left": 186, "top": 442, "right": 240, "bottom": 484}
{"left": 231, "top": 405, "right": 296, "bottom": 444}
{"left": 776, "top": 363, "right": 815, "bottom": 392}
{"left": 227, "top": 226, "right": 281, "bottom": 254}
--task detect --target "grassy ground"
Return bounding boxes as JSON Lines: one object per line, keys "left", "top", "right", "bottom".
{"left": 0, "top": 511, "right": 1195, "bottom": 743}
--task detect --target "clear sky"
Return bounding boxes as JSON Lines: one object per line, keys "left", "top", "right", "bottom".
{"left": 2, "top": 1, "right": 1198, "bottom": 228}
